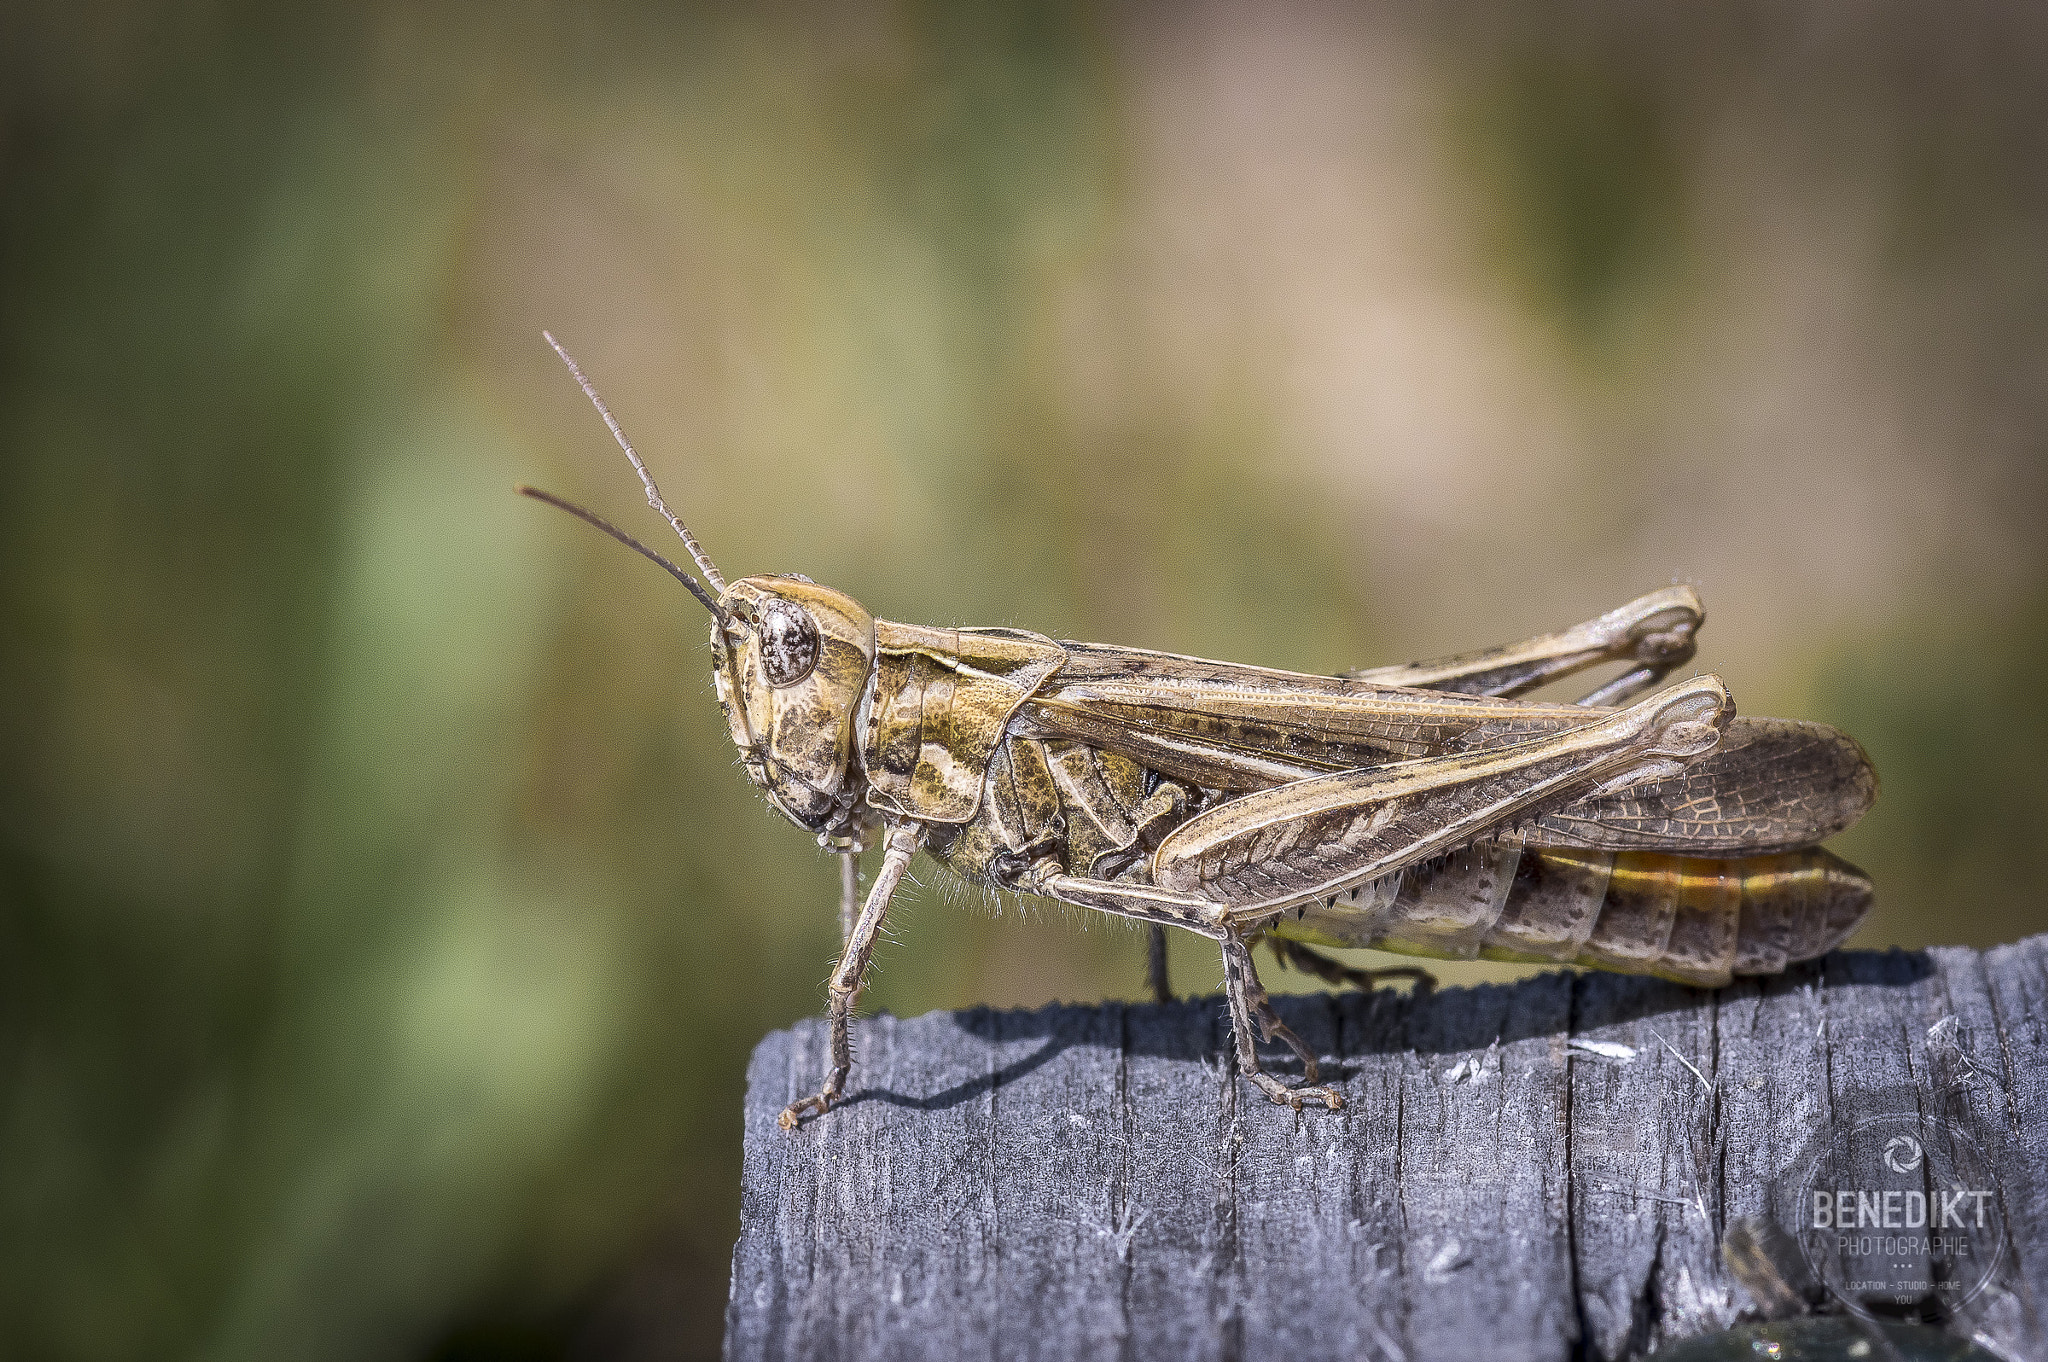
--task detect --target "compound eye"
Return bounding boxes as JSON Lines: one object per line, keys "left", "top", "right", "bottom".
{"left": 758, "top": 599, "right": 820, "bottom": 687}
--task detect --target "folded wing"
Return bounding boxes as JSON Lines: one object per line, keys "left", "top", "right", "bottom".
{"left": 1026, "top": 642, "right": 1877, "bottom": 856}
{"left": 1526, "top": 717, "right": 1876, "bottom": 853}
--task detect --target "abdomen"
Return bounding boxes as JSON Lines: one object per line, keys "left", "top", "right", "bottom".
{"left": 1273, "top": 845, "right": 1872, "bottom": 988}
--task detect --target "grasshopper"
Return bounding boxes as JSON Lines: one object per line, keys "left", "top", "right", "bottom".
{"left": 522, "top": 334, "right": 1878, "bottom": 1128}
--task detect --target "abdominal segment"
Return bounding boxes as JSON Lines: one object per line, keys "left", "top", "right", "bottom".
{"left": 1272, "top": 845, "right": 1872, "bottom": 988}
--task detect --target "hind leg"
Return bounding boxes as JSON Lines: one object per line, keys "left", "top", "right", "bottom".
{"left": 1345, "top": 585, "right": 1702, "bottom": 702}
{"left": 1267, "top": 934, "right": 1435, "bottom": 995}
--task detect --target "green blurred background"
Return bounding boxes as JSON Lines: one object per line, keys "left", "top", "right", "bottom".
{"left": 4, "top": 2, "right": 2045, "bottom": 1357}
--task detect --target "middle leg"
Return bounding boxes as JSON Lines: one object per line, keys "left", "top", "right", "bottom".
{"left": 1220, "top": 930, "right": 1342, "bottom": 1110}
{"left": 1031, "top": 871, "right": 1342, "bottom": 1111}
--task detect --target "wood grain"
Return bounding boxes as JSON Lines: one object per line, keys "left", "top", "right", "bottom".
{"left": 726, "top": 936, "right": 2048, "bottom": 1361}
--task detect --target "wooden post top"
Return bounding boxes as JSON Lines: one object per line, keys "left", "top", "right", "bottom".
{"left": 727, "top": 937, "right": 2048, "bottom": 1361}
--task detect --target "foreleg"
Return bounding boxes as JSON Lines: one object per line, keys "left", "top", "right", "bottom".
{"left": 837, "top": 849, "right": 860, "bottom": 944}
{"left": 778, "top": 821, "right": 921, "bottom": 1130}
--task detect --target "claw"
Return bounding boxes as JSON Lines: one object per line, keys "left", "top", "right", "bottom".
{"left": 1250, "top": 1073, "right": 1344, "bottom": 1110}
{"left": 1249, "top": 1002, "right": 1322, "bottom": 1082}
{"left": 777, "top": 1093, "right": 832, "bottom": 1130}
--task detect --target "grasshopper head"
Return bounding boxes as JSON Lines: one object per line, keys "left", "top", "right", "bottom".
{"left": 525, "top": 333, "right": 878, "bottom": 838}
{"left": 712, "top": 576, "right": 877, "bottom": 836}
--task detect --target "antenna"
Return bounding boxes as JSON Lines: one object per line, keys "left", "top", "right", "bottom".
{"left": 517, "top": 484, "right": 728, "bottom": 622}
{"left": 542, "top": 330, "right": 727, "bottom": 594}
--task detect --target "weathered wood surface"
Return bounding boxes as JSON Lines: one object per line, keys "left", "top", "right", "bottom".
{"left": 726, "top": 936, "right": 2048, "bottom": 1361}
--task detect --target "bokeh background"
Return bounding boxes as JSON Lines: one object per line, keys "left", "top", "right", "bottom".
{"left": 5, "top": 1, "right": 2046, "bottom": 1357}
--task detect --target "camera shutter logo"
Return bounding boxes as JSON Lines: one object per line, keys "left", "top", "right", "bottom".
{"left": 1881, "top": 1134, "right": 1923, "bottom": 1175}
